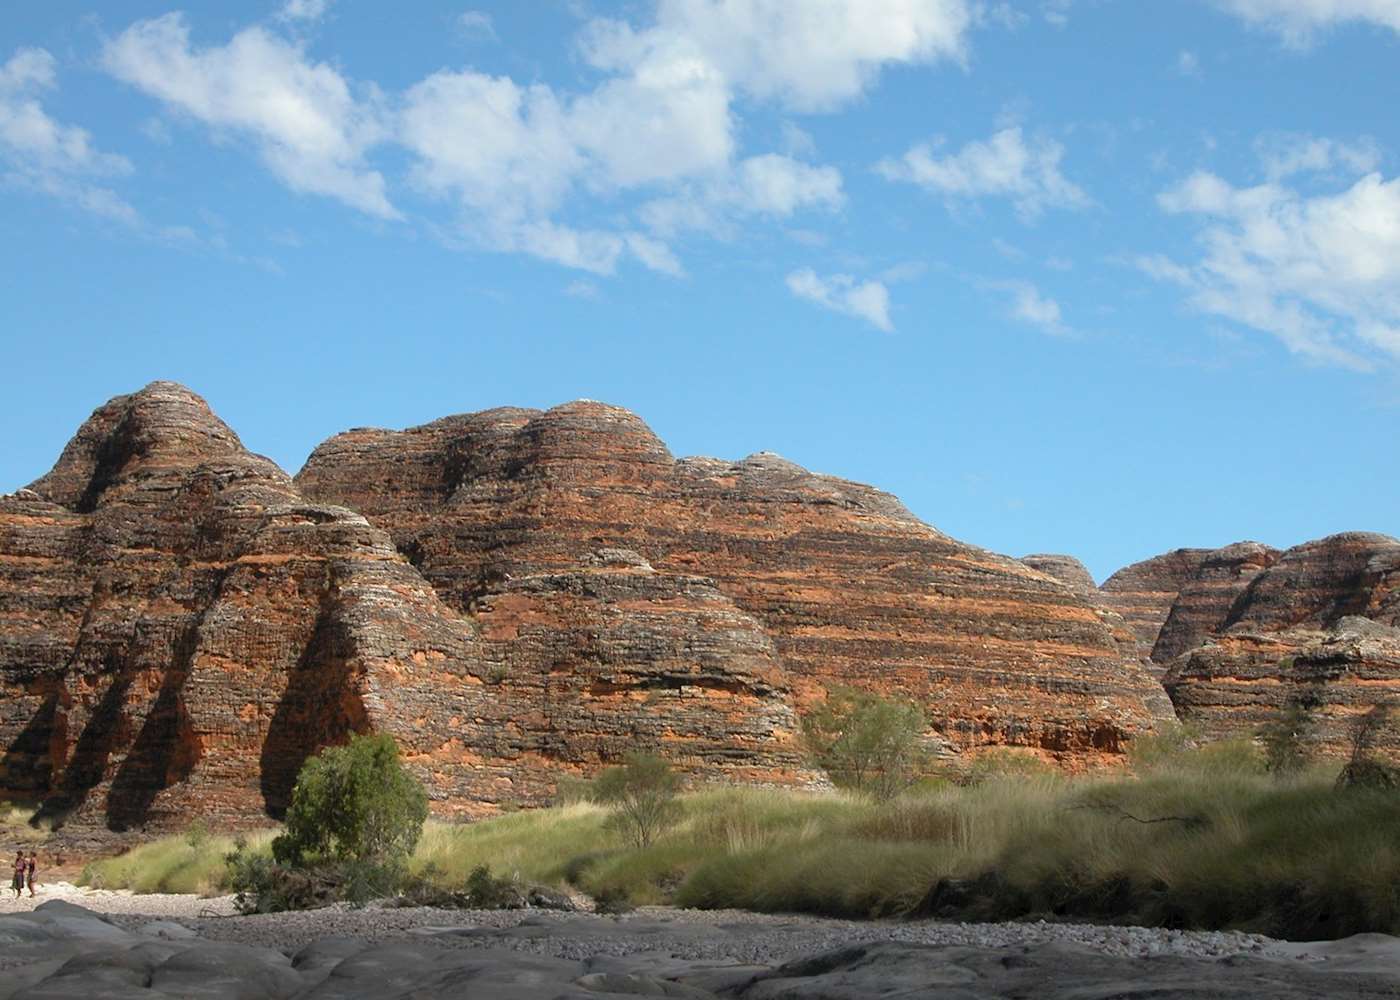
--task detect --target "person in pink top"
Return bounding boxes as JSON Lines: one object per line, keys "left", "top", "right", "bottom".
{"left": 25, "top": 852, "right": 35, "bottom": 898}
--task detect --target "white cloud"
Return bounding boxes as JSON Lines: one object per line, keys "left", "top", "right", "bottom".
{"left": 876, "top": 126, "right": 1089, "bottom": 220}
{"left": 457, "top": 11, "right": 497, "bottom": 41}
{"left": 1002, "top": 280, "right": 1066, "bottom": 333}
{"left": 582, "top": 0, "right": 972, "bottom": 113}
{"left": 975, "top": 3, "right": 1029, "bottom": 29}
{"left": 1144, "top": 166, "right": 1400, "bottom": 368}
{"left": 1214, "top": 0, "right": 1400, "bottom": 44}
{"left": 99, "top": 2, "right": 969, "bottom": 278}
{"left": 1254, "top": 132, "right": 1381, "bottom": 181}
{"left": 564, "top": 279, "right": 600, "bottom": 300}
{"left": 786, "top": 268, "right": 893, "bottom": 331}
{"left": 641, "top": 153, "right": 844, "bottom": 236}
{"left": 1176, "top": 50, "right": 1201, "bottom": 76}
{"left": 1043, "top": 0, "right": 1074, "bottom": 26}
{"left": 278, "top": 0, "right": 333, "bottom": 23}
{"left": 102, "top": 13, "right": 396, "bottom": 218}
{"left": 0, "top": 47, "right": 138, "bottom": 222}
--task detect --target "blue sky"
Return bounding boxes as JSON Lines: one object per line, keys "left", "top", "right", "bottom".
{"left": 2, "top": 0, "right": 1398, "bottom": 581}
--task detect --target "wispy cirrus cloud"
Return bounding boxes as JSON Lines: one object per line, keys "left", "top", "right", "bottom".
{"left": 0, "top": 47, "right": 138, "bottom": 223}
{"left": 876, "top": 126, "right": 1089, "bottom": 221}
{"left": 786, "top": 268, "right": 893, "bottom": 331}
{"left": 1142, "top": 152, "right": 1400, "bottom": 369}
{"left": 1212, "top": 0, "right": 1400, "bottom": 45}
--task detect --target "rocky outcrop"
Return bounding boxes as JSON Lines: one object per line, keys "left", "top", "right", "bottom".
{"left": 1163, "top": 534, "right": 1400, "bottom": 752}
{"left": 298, "top": 401, "right": 1174, "bottom": 763}
{"left": 1099, "top": 549, "right": 1211, "bottom": 656}
{"left": 1, "top": 383, "right": 1186, "bottom": 833}
{"left": 9, "top": 901, "right": 1400, "bottom": 999}
{"left": 1150, "top": 542, "right": 1280, "bottom": 663}
{"left": 1020, "top": 554, "right": 1097, "bottom": 596}
{"left": 0, "top": 385, "right": 806, "bottom": 832}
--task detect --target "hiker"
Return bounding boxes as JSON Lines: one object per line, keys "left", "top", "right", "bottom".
{"left": 25, "top": 852, "right": 35, "bottom": 898}
{"left": 10, "top": 852, "right": 23, "bottom": 899}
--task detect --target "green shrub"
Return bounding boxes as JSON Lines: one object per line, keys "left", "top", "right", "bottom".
{"left": 800, "top": 688, "right": 927, "bottom": 800}
{"left": 591, "top": 753, "right": 682, "bottom": 848}
{"left": 273, "top": 733, "right": 428, "bottom": 867}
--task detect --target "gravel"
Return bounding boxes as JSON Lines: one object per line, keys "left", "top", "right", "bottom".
{"left": 3, "top": 882, "right": 1291, "bottom": 967}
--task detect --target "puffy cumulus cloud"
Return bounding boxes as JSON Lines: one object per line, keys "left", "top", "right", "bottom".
{"left": 582, "top": 0, "right": 970, "bottom": 113}
{"left": 1143, "top": 166, "right": 1400, "bottom": 369}
{"left": 1213, "top": 0, "right": 1400, "bottom": 44}
{"left": 876, "top": 126, "right": 1088, "bottom": 220}
{"left": 102, "top": 13, "right": 396, "bottom": 218}
{"left": 786, "top": 268, "right": 893, "bottom": 331}
{"left": 400, "top": 70, "right": 580, "bottom": 224}
{"left": 0, "top": 47, "right": 138, "bottom": 222}
{"left": 397, "top": 1, "right": 940, "bottom": 272}
{"left": 396, "top": 66, "right": 697, "bottom": 275}
{"left": 99, "top": 2, "right": 970, "bottom": 277}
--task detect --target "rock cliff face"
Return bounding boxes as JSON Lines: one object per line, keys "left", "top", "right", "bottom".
{"left": 1020, "top": 554, "right": 1097, "bottom": 597}
{"left": 298, "top": 401, "right": 1174, "bottom": 763}
{"left": 1150, "top": 542, "right": 1280, "bottom": 663}
{"left": 2, "top": 384, "right": 1181, "bottom": 833}
{"left": 0, "top": 385, "right": 807, "bottom": 833}
{"left": 1099, "top": 549, "right": 1211, "bottom": 658}
{"left": 1162, "top": 533, "right": 1400, "bottom": 752}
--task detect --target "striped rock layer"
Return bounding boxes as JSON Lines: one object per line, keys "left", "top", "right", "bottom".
{"left": 297, "top": 401, "right": 1174, "bottom": 763}
{"left": 2, "top": 384, "right": 1176, "bottom": 834}
{"left": 1099, "top": 549, "right": 1212, "bottom": 661}
{"left": 0, "top": 385, "right": 805, "bottom": 834}
{"left": 1161, "top": 533, "right": 1400, "bottom": 752}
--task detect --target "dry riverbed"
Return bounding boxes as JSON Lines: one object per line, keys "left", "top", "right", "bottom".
{"left": 1, "top": 882, "right": 1399, "bottom": 998}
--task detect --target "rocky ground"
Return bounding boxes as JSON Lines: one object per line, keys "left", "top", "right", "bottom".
{"left": 0, "top": 884, "right": 1398, "bottom": 997}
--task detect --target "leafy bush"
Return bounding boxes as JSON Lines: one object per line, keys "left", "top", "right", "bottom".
{"left": 272, "top": 733, "right": 428, "bottom": 867}
{"left": 591, "top": 752, "right": 682, "bottom": 848}
{"left": 224, "top": 842, "right": 403, "bottom": 913}
{"left": 800, "top": 688, "right": 927, "bottom": 800}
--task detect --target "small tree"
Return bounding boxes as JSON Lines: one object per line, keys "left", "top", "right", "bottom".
{"left": 800, "top": 688, "right": 927, "bottom": 801}
{"left": 1258, "top": 693, "right": 1318, "bottom": 777}
{"left": 1337, "top": 704, "right": 1399, "bottom": 790}
{"left": 591, "top": 752, "right": 681, "bottom": 848}
{"left": 272, "top": 733, "right": 428, "bottom": 867}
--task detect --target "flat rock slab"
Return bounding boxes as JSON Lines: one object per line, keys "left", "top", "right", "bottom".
{"left": 6, "top": 902, "right": 1400, "bottom": 999}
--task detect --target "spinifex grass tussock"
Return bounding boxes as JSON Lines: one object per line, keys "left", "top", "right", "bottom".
{"left": 0, "top": 803, "right": 48, "bottom": 844}
{"left": 77, "top": 743, "right": 1400, "bottom": 938}
{"left": 408, "top": 805, "right": 612, "bottom": 886}
{"left": 80, "top": 829, "right": 278, "bottom": 895}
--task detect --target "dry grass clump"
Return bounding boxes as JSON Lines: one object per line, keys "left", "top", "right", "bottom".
{"left": 80, "top": 829, "right": 277, "bottom": 896}
{"left": 76, "top": 738, "right": 1400, "bottom": 938}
